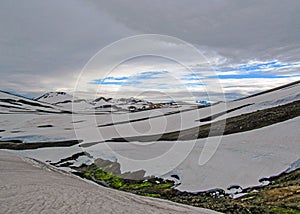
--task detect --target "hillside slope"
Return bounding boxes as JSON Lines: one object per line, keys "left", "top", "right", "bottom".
{"left": 0, "top": 150, "right": 218, "bottom": 214}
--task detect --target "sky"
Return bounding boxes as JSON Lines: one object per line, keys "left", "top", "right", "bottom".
{"left": 0, "top": 0, "right": 300, "bottom": 101}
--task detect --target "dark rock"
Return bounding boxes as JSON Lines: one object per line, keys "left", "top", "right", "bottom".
{"left": 171, "top": 174, "right": 180, "bottom": 180}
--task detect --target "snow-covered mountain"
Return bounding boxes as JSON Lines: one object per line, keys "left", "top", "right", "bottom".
{"left": 35, "top": 92, "right": 156, "bottom": 112}
{"left": 0, "top": 90, "right": 70, "bottom": 114}
{"left": 105, "top": 97, "right": 154, "bottom": 111}
{"left": 35, "top": 92, "right": 74, "bottom": 104}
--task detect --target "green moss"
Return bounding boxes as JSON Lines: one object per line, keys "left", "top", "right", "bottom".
{"left": 110, "top": 177, "right": 123, "bottom": 188}
{"left": 121, "top": 181, "right": 153, "bottom": 190}
{"left": 79, "top": 164, "right": 176, "bottom": 197}
{"left": 143, "top": 193, "right": 159, "bottom": 198}
{"left": 155, "top": 182, "right": 174, "bottom": 189}
{"left": 83, "top": 171, "right": 91, "bottom": 178}
{"left": 87, "top": 168, "right": 124, "bottom": 189}
{"left": 266, "top": 206, "right": 300, "bottom": 214}
{"left": 141, "top": 181, "right": 152, "bottom": 187}
{"left": 94, "top": 169, "right": 114, "bottom": 181}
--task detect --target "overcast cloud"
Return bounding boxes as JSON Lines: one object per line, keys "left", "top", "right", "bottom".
{"left": 0, "top": 0, "right": 299, "bottom": 100}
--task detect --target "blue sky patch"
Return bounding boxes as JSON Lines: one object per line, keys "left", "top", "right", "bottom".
{"left": 185, "top": 82, "right": 205, "bottom": 87}
{"left": 89, "top": 80, "right": 141, "bottom": 85}
{"left": 89, "top": 61, "right": 300, "bottom": 88}
{"left": 90, "top": 70, "right": 169, "bottom": 86}
{"left": 210, "top": 73, "right": 289, "bottom": 79}
{"left": 217, "top": 60, "right": 300, "bottom": 73}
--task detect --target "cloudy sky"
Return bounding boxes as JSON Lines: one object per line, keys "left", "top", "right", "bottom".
{"left": 1, "top": 0, "right": 300, "bottom": 101}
